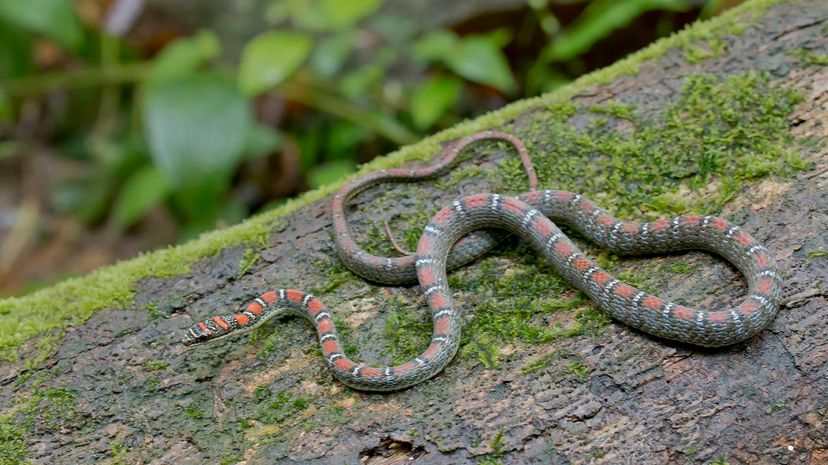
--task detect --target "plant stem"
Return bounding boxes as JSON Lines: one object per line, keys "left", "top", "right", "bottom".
{"left": 0, "top": 63, "right": 151, "bottom": 97}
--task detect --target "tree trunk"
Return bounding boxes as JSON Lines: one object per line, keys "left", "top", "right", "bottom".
{"left": 1, "top": 1, "right": 827, "bottom": 464}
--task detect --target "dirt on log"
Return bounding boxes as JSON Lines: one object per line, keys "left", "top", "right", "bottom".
{"left": 1, "top": 1, "right": 827, "bottom": 464}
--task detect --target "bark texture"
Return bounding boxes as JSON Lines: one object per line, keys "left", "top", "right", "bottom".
{"left": 2, "top": 2, "right": 827, "bottom": 464}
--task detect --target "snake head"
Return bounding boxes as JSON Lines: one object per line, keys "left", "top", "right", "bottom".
{"left": 181, "top": 316, "right": 232, "bottom": 346}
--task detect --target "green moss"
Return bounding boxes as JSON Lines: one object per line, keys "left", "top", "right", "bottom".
{"left": 477, "top": 458, "right": 503, "bottom": 465}
{"left": 220, "top": 455, "right": 244, "bottom": 465}
{"left": 790, "top": 48, "right": 828, "bottom": 66}
{"left": 310, "top": 258, "right": 359, "bottom": 294}
{"left": 0, "top": 415, "right": 28, "bottom": 465}
{"left": 145, "top": 301, "right": 161, "bottom": 320}
{"left": 37, "top": 388, "right": 79, "bottom": 431}
{"left": 253, "top": 389, "right": 312, "bottom": 426}
{"left": 806, "top": 250, "right": 827, "bottom": 258}
{"left": 184, "top": 405, "right": 207, "bottom": 420}
{"left": 588, "top": 102, "right": 637, "bottom": 120}
{"left": 683, "top": 37, "right": 726, "bottom": 64}
{"left": 565, "top": 360, "right": 590, "bottom": 381}
{"left": 144, "top": 360, "right": 169, "bottom": 371}
{"left": 384, "top": 298, "right": 432, "bottom": 365}
{"left": 489, "top": 430, "right": 505, "bottom": 456}
{"left": 237, "top": 248, "right": 261, "bottom": 277}
{"left": 0, "top": 0, "right": 798, "bottom": 363}
{"left": 522, "top": 351, "right": 559, "bottom": 375}
{"left": 110, "top": 441, "right": 128, "bottom": 465}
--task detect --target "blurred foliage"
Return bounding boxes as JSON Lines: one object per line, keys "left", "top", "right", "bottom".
{"left": 0, "top": 0, "right": 728, "bottom": 239}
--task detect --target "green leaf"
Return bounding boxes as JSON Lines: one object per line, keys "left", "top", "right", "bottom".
{"left": 307, "top": 160, "right": 356, "bottom": 189}
{"left": 0, "top": 140, "right": 19, "bottom": 160}
{"left": 242, "top": 123, "right": 282, "bottom": 159}
{"left": 544, "top": 0, "right": 690, "bottom": 62}
{"left": 238, "top": 31, "right": 312, "bottom": 96}
{"left": 0, "top": 19, "right": 33, "bottom": 79}
{"left": 0, "top": 0, "right": 83, "bottom": 50}
{"left": 339, "top": 64, "right": 384, "bottom": 99}
{"left": 144, "top": 73, "right": 252, "bottom": 185}
{"left": 311, "top": 34, "right": 353, "bottom": 76}
{"left": 412, "top": 29, "right": 458, "bottom": 62}
{"left": 410, "top": 76, "right": 461, "bottom": 129}
{"left": 292, "top": 0, "right": 381, "bottom": 31}
{"left": 112, "top": 165, "right": 172, "bottom": 228}
{"left": 0, "top": 87, "right": 12, "bottom": 123}
{"left": 445, "top": 36, "right": 516, "bottom": 93}
{"left": 148, "top": 31, "right": 220, "bottom": 82}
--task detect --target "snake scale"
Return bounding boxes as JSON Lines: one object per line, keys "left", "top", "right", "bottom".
{"left": 183, "top": 131, "right": 782, "bottom": 392}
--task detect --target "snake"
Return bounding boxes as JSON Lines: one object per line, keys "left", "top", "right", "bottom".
{"left": 182, "top": 134, "right": 782, "bottom": 392}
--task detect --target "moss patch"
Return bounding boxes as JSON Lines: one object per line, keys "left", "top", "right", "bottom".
{"left": 0, "top": 0, "right": 796, "bottom": 362}
{"left": 377, "top": 69, "right": 805, "bottom": 368}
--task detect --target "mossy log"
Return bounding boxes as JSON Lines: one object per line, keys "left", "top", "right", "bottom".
{"left": 1, "top": 0, "right": 827, "bottom": 464}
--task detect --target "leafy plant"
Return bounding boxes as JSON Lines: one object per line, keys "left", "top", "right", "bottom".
{"left": 0, "top": 0, "right": 727, "bottom": 245}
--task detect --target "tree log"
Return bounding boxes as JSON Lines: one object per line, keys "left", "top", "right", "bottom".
{"left": 1, "top": 0, "right": 826, "bottom": 464}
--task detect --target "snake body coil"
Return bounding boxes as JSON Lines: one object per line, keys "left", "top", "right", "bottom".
{"left": 183, "top": 136, "right": 781, "bottom": 392}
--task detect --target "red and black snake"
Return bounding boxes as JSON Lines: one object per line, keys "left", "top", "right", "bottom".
{"left": 183, "top": 132, "right": 782, "bottom": 391}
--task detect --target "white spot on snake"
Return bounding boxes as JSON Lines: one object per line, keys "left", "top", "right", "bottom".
{"left": 452, "top": 200, "right": 463, "bottom": 213}
{"left": 490, "top": 194, "right": 502, "bottom": 212}
{"left": 584, "top": 267, "right": 597, "bottom": 278}
{"left": 748, "top": 245, "right": 764, "bottom": 254}
{"left": 759, "top": 270, "right": 777, "bottom": 279}
{"left": 243, "top": 310, "right": 257, "bottom": 320}
{"left": 320, "top": 334, "right": 337, "bottom": 342}
{"left": 545, "top": 232, "right": 563, "bottom": 248}
{"left": 255, "top": 297, "right": 267, "bottom": 308}
{"left": 425, "top": 285, "right": 443, "bottom": 296}
{"left": 726, "top": 225, "right": 739, "bottom": 237}
{"left": 632, "top": 292, "right": 645, "bottom": 305}
{"left": 329, "top": 353, "right": 344, "bottom": 362}
{"left": 434, "top": 309, "right": 453, "bottom": 319}
{"left": 752, "top": 295, "right": 770, "bottom": 308}
{"left": 385, "top": 366, "right": 392, "bottom": 376}
{"left": 604, "top": 279, "right": 619, "bottom": 294}
{"left": 730, "top": 309, "right": 741, "bottom": 325}
{"left": 424, "top": 225, "right": 442, "bottom": 236}
{"left": 278, "top": 289, "right": 286, "bottom": 299}
{"left": 696, "top": 312, "right": 705, "bottom": 328}
{"left": 703, "top": 216, "right": 713, "bottom": 226}
{"left": 302, "top": 294, "right": 314, "bottom": 306}
{"left": 415, "top": 358, "right": 426, "bottom": 366}
{"left": 433, "top": 336, "right": 447, "bottom": 342}
{"left": 315, "top": 312, "right": 331, "bottom": 321}
{"left": 351, "top": 365, "right": 362, "bottom": 376}
{"left": 663, "top": 302, "right": 675, "bottom": 318}
{"left": 522, "top": 209, "right": 537, "bottom": 227}
{"left": 416, "top": 258, "right": 435, "bottom": 267}
{"left": 566, "top": 252, "right": 579, "bottom": 265}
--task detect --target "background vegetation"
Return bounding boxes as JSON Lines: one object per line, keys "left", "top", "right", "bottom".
{"left": 0, "top": 0, "right": 740, "bottom": 295}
